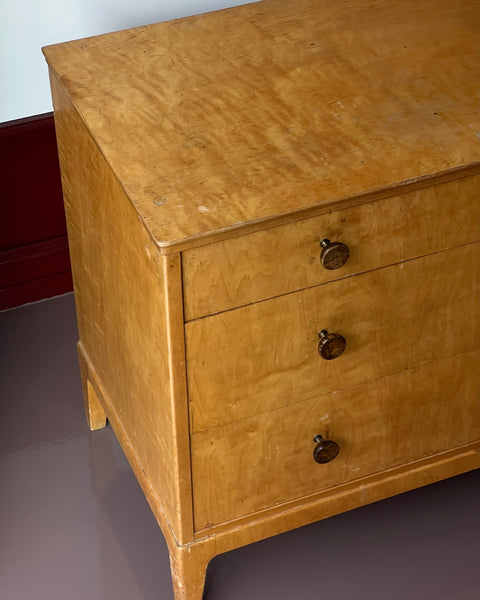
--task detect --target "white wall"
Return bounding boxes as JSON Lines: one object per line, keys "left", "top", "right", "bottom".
{"left": 0, "top": 0, "right": 255, "bottom": 123}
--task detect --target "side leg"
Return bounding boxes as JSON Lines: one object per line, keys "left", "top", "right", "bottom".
{"left": 77, "top": 342, "right": 107, "bottom": 430}
{"left": 169, "top": 541, "right": 214, "bottom": 600}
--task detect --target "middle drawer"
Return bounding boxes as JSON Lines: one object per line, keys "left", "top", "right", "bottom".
{"left": 185, "top": 242, "right": 479, "bottom": 433}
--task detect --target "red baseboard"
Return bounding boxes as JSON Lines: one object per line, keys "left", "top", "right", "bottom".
{"left": 0, "top": 112, "right": 73, "bottom": 310}
{"left": 0, "top": 237, "right": 73, "bottom": 311}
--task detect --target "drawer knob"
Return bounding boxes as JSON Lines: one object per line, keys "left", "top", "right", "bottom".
{"left": 318, "top": 330, "right": 346, "bottom": 360}
{"left": 320, "top": 239, "right": 350, "bottom": 270}
{"left": 313, "top": 435, "right": 340, "bottom": 464}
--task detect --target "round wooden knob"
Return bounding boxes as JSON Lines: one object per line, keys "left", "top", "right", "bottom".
{"left": 313, "top": 435, "right": 340, "bottom": 464}
{"left": 318, "top": 330, "right": 346, "bottom": 360}
{"left": 320, "top": 239, "right": 350, "bottom": 270}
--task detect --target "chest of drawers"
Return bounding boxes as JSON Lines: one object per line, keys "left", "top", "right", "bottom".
{"left": 43, "top": 1, "right": 479, "bottom": 598}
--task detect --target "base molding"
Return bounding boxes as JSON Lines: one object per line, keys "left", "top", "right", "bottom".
{"left": 0, "top": 236, "right": 73, "bottom": 310}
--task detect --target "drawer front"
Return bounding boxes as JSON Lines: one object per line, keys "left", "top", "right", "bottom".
{"left": 186, "top": 243, "right": 479, "bottom": 432}
{"left": 191, "top": 350, "right": 480, "bottom": 530}
{"left": 183, "top": 174, "right": 480, "bottom": 320}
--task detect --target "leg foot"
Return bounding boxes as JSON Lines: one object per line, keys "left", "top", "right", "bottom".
{"left": 85, "top": 379, "right": 107, "bottom": 430}
{"left": 78, "top": 342, "right": 107, "bottom": 430}
{"left": 169, "top": 542, "right": 213, "bottom": 600}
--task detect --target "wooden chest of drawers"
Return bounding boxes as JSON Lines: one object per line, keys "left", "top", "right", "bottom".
{"left": 43, "top": 1, "right": 479, "bottom": 598}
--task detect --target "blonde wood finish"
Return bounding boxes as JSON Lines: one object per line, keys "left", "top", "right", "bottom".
{"left": 175, "top": 443, "right": 480, "bottom": 599}
{"left": 42, "top": 0, "right": 479, "bottom": 252}
{"left": 186, "top": 243, "right": 479, "bottom": 432}
{"left": 75, "top": 337, "right": 480, "bottom": 597}
{"left": 77, "top": 342, "right": 178, "bottom": 548}
{"left": 183, "top": 175, "right": 480, "bottom": 319}
{"left": 43, "top": 1, "right": 480, "bottom": 599}
{"left": 169, "top": 543, "right": 214, "bottom": 600}
{"left": 78, "top": 343, "right": 107, "bottom": 431}
{"left": 192, "top": 443, "right": 480, "bottom": 543}
{"left": 191, "top": 350, "right": 480, "bottom": 528}
{"left": 49, "top": 73, "right": 193, "bottom": 545}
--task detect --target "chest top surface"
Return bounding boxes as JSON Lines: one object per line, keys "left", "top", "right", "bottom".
{"left": 43, "top": 0, "right": 480, "bottom": 251}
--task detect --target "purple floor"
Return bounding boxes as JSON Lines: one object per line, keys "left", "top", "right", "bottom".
{"left": 1, "top": 293, "right": 479, "bottom": 600}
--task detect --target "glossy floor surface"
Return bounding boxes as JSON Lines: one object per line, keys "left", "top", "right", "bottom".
{"left": 1, "top": 293, "right": 479, "bottom": 600}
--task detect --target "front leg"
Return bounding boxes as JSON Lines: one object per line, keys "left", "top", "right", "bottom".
{"left": 169, "top": 540, "right": 214, "bottom": 600}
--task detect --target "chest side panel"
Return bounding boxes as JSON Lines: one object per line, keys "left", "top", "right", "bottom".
{"left": 50, "top": 72, "right": 193, "bottom": 544}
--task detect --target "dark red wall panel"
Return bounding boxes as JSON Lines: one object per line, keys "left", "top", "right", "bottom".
{"left": 0, "top": 113, "right": 73, "bottom": 310}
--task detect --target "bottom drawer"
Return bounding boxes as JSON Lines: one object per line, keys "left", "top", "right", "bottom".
{"left": 191, "top": 350, "right": 479, "bottom": 531}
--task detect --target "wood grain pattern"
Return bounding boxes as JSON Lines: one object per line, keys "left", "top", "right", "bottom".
{"left": 182, "top": 443, "right": 480, "bottom": 599}
{"left": 193, "top": 443, "right": 480, "bottom": 542}
{"left": 77, "top": 342, "right": 178, "bottom": 548}
{"left": 186, "top": 242, "right": 479, "bottom": 432}
{"left": 128, "top": 439, "right": 480, "bottom": 600}
{"left": 49, "top": 71, "right": 193, "bottom": 545}
{"left": 183, "top": 174, "right": 480, "bottom": 319}
{"left": 191, "top": 350, "right": 480, "bottom": 529}
{"left": 42, "top": 0, "right": 479, "bottom": 251}
{"left": 43, "top": 2, "right": 480, "bottom": 598}
{"left": 73, "top": 341, "right": 480, "bottom": 599}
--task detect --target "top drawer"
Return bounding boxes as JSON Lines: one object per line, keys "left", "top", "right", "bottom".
{"left": 182, "top": 174, "right": 480, "bottom": 320}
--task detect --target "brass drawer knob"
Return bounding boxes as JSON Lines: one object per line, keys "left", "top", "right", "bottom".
{"left": 320, "top": 239, "right": 350, "bottom": 270}
{"left": 318, "top": 330, "right": 346, "bottom": 360}
{"left": 313, "top": 435, "right": 340, "bottom": 464}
